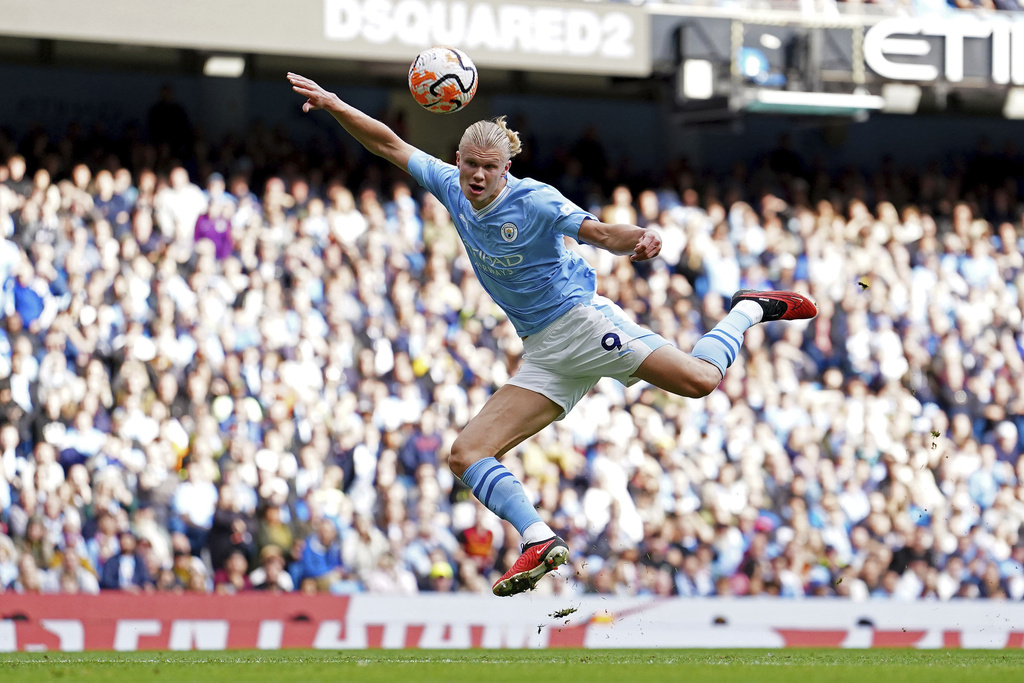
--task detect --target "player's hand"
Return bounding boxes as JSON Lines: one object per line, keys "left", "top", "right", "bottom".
{"left": 630, "top": 228, "right": 662, "bottom": 262}
{"left": 287, "top": 72, "right": 337, "bottom": 113}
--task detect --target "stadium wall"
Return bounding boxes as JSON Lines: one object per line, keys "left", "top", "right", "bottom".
{"left": 4, "top": 61, "right": 1024, "bottom": 183}
{"left": 2, "top": 594, "right": 1023, "bottom": 651}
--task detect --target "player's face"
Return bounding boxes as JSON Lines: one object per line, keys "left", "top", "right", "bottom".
{"left": 456, "top": 144, "right": 511, "bottom": 210}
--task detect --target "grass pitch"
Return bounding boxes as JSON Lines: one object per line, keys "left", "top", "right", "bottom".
{"left": 1, "top": 648, "right": 1022, "bottom": 683}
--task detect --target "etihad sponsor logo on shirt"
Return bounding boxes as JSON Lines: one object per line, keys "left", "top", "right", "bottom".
{"left": 467, "top": 246, "right": 522, "bottom": 277}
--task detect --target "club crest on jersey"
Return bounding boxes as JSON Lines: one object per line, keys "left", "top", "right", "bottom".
{"left": 500, "top": 222, "right": 518, "bottom": 242}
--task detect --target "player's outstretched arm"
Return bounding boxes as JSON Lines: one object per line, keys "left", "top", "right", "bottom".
{"left": 578, "top": 218, "right": 661, "bottom": 262}
{"left": 288, "top": 72, "right": 419, "bottom": 171}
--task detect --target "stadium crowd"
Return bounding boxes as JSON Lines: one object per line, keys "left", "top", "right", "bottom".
{"left": 1, "top": 105, "right": 1023, "bottom": 602}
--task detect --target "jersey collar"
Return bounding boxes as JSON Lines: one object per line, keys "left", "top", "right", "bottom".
{"left": 470, "top": 180, "right": 511, "bottom": 220}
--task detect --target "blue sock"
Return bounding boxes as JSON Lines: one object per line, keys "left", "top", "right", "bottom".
{"left": 691, "top": 308, "right": 756, "bottom": 377}
{"left": 460, "top": 457, "right": 542, "bottom": 536}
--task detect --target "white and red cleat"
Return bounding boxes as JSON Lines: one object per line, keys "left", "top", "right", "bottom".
{"left": 492, "top": 536, "right": 569, "bottom": 597}
{"left": 731, "top": 289, "right": 818, "bottom": 322}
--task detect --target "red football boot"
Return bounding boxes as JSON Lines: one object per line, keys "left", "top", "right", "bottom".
{"left": 492, "top": 536, "right": 569, "bottom": 597}
{"left": 730, "top": 289, "right": 817, "bottom": 322}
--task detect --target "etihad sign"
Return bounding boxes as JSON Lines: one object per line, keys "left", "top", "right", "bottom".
{"left": 324, "top": 0, "right": 638, "bottom": 60}
{"left": 865, "top": 17, "right": 1024, "bottom": 84}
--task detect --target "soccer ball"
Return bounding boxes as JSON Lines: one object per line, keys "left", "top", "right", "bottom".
{"left": 408, "top": 46, "right": 478, "bottom": 114}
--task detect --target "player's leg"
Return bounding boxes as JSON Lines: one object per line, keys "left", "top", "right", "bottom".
{"left": 448, "top": 384, "right": 569, "bottom": 596}
{"left": 633, "top": 289, "right": 817, "bottom": 396}
{"left": 631, "top": 344, "right": 724, "bottom": 397}
{"left": 448, "top": 383, "right": 563, "bottom": 477}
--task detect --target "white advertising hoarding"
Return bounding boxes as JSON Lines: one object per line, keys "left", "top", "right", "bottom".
{"left": 0, "top": 0, "right": 651, "bottom": 76}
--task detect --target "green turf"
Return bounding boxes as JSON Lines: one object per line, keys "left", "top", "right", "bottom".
{"left": 1, "top": 649, "right": 1022, "bottom": 683}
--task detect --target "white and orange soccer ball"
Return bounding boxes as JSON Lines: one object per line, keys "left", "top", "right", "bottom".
{"left": 408, "top": 46, "right": 478, "bottom": 114}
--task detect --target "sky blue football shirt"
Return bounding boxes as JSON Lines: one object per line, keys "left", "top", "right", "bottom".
{"left": 408, "top": 150, "right": 597, "bottom": 337}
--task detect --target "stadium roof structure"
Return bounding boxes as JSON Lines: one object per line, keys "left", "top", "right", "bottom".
{"left": 0, "top": 0, "right": 1020, "bottom": 123}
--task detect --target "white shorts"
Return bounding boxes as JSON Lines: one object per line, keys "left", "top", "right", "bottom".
{"left": 506, "top": 295, "right": 670, "bottom": 419}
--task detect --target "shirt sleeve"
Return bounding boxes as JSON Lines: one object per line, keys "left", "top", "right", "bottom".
{"left": 528, "top": 182, "right": 595, "bottom": 242}
{"left": 407, "top": 150, "right": 457, "bottom": 199}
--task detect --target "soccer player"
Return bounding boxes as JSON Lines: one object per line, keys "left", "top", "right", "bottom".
{"left": 287, "top": 73, "right": 817, "bottom": 597}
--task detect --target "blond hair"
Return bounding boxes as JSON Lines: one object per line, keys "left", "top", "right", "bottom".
{"left": 459, "top": 115, "right": 522, "bottom": 160}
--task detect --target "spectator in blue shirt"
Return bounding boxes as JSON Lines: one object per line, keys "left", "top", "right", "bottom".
{"left": 291, "top": 517, "right": 349, "bottom": 592}
{"left": 10, "top": 262, "right": 45, "bottom": 332}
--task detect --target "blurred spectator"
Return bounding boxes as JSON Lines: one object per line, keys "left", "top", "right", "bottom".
{"left": 457, "top": 508, "right": 496, "bottom": 575}
{"left": 148, "top": 84, "right": 193, "bottom": 161}
{"left": 154, "top": 166, "right": 207, "bottom": 260}
{"left": 427, "top": 551, "right": 456, "bottom": 593}
{"left": 3, "top": 155, "right": 32, "bottom": 200}
{"left": 251, "top": 544, "right": 294, "bottom": 592}
{"left": 170, "top": 461, "right": 218, "bottom": 556}
{"left": 16, "top": 515, "right": 56, "bottom": 571}
{"left": 99, "top": 531, "right": 154, "bottom": 592}
{"left": 404, "top": 520, "right": 459, "bottom": 590}
{"left": 55, "top": 546, "right": 101, "bottom": 594}
{"left": 341, "top": 513, "right": 389, "bottom": 584}
{"left": 363, "top": 551, "right": 418, "bottom": 595}
{"left": 207, "top": 484, "right": 255, "bottom": 573}
{"left": 7, "top": 552, "right": 57, "bottom": 593}
{"left": 255, "top": 501, "right": 294, "bottom": 561}
{"left": 194, "top": 199, "right": 234, "bottom": 260}
{"left": 290, "top": 517, "right": 353, "bottom": 593}
{"left": 214, "top": 548, "right": 253, "bottom": 593}
{"left": 0, "top": 533, "right": 22, "bottom": 588}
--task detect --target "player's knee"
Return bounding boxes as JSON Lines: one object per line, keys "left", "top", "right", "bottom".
{"left": 448, "top": 437, "right": 474, "bottom": 479}
{"left": 689, "top": 361, "right": 723, "bottom": 398}
{"left": 704, "top": 366, "right": 726, "bottom": 396}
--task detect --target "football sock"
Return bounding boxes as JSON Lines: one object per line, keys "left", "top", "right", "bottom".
{"left": 460, "top": 457, "right": 547, "bottom": 537}
{"left": 732, "top": 299, "right": 764, "bottom": 324}
{"left": 691, "top": 304, "right": 759, "bottom": 378}
{"left": 521, "top": 521, "right": 555, "bottom": 545}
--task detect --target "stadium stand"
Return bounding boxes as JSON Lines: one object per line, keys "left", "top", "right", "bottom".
{"left": 1, "top": 95, "right": 1023, "bottom": 602}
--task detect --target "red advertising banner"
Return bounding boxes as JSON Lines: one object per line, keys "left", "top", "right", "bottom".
{"left": 2, "top": 594, "right": 1024, "bottom": 651}
{"left": 0, "top": 593, "right": 349, "bottom": 651}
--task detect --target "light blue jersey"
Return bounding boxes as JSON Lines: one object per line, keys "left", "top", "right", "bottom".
{"left": 408, "top": 150, "right": 597, "bottom": 337}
